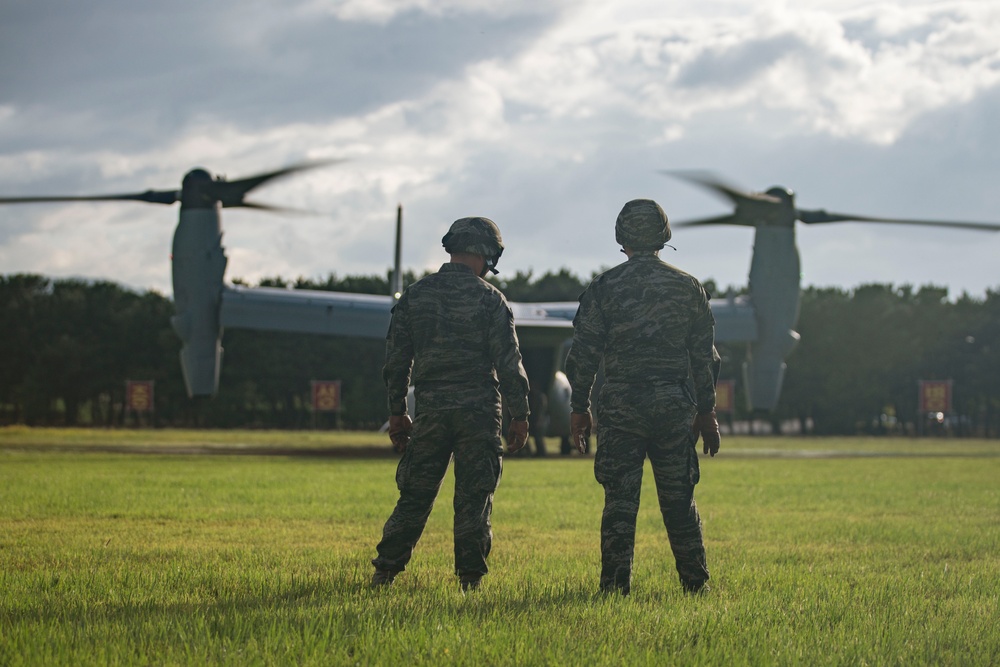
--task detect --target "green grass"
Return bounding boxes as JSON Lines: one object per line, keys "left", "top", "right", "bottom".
{"left": 1, "top": 431, "right": 999, "bottom": 665}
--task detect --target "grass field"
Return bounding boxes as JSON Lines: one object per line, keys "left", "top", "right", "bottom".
{"left": 1, "top": 428, "right": 998, "bottom": 665}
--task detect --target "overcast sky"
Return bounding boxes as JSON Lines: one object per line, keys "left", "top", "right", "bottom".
{"left": 1, "top": 0, "right": 998, "bottom": 298}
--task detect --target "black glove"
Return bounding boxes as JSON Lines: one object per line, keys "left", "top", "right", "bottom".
{"left": 571, "top": 411, "right": 592, "bottom": 454}
{"left": 389, "top": 414, "right": 413, "bottom": 453}
{"left": 507, "top": 419, "right": 529, "bottom": 453}
{"left": 692, "top": 411, "right": 720, "bottom": 457}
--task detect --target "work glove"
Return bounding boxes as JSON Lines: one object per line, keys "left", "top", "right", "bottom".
{"left": 507, "top": 419, "right": 529, "bottom": 454}
{"left": 389, "top": 414, "right": 413, "bottom": 453}
{"left": 570, "top": 411, "right": 592, "bottom": 454}
{"left": 692, "top": 411, "right": 721, "bottom": 457}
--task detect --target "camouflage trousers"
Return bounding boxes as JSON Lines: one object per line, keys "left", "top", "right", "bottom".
{"left": 595, "top": 383, "right": 709, "bottom": 593}
{"left": 372, "top": 409, "right": 503, "bottom": 579}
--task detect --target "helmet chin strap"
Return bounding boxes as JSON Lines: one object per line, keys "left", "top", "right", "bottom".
{"left": 482, "top": 256, "right": 499, "bottom": 277}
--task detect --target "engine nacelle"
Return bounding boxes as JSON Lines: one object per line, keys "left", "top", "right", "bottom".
{"left": 743, "top": 329, "right": 800, "bottom": 412}
{"left": 743, "top": 224, "right": 802, "bottom": 412}
{"left": 170, "top": 205, "right": 227, "bottom": 397}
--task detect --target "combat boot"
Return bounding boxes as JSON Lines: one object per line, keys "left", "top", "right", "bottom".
{"left": 598, "top": 569, "right": 631, "bottom": 596}
{"left": 682, "top": 580, "right": 709, "bottom": 596}
{"left": 370, "top": 568, "right": 397, "bottom": 588}
{"left": 598, "top": 582, "right": 630, "bottom": 597}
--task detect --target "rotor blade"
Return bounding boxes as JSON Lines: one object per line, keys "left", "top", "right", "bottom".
{"left": 0, "top": 189, "right": 179, "bottom": 206}
{"left": 206, "top": 159, "right": 344, "bottom": 208}
{"left": 673, "top": 214, "right": 749, "bottom": 228}
{"left": 225, "top": 201, "right": 317, "bottom": 215}
{"left": 797, "top": 208, "right": 1000, "bottom": 231}
{"left": 660, "top": 170, "right": 781, "bottom": 207}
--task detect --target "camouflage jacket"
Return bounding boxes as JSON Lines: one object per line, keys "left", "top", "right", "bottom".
{"left": 566, "top": 252, "right": 718, "bottom": 415}
{"left": 383, "top": 262, "right": 530, "bottom": 419}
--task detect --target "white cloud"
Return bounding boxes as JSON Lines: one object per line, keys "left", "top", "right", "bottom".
{"left": 2, "top": 0, "right": 999, "bottom": 297}
{"left": 313, "top": 0, "right": 564, "bottom": 23}
{"left": 477, "top": 2, "right": 1000, "bottom": 145}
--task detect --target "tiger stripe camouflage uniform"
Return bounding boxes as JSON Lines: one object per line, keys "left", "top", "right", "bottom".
{"left": 373, "top": 261, "right": 530, "bottom": 584}
{"left": 566, "top": 204, "right": 719, "bottom": 595}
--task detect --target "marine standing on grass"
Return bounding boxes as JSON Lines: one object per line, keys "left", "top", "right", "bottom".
{"left": 371, "top": 217, "right": 531, "bottom": 592}
{"left": 565, "top": 199, "right": 722, "bottom": 596}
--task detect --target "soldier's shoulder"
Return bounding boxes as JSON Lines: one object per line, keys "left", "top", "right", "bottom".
{"left": 578, "top": 262, "right": 634, "bottom": 302}
{"left": 478, "top": 278, "right": 512, "bottom": 310}
{"left": 438, "top": 271, "right": 509, "bottom": 308}
{"left": 655, "top": 260, "right": 706, "bottom": 291}
{"left": 397, "top": 275, "right": 432, "bottom": 303}
{"left": 588, "top": 261, "right": 630, "bottom": 286}
{"left": 477, "top": 275, "right": 506, "bottom": 295}
{"left": 406, "top": 271, "right": 441, "bottom": 290}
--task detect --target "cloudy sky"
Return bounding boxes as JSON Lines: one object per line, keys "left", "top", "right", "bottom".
{"left": 1, "top": 0, "right": 999, "bottom": 298}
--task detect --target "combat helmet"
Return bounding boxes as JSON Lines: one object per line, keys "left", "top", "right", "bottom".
{"left": 442, "top": 216, "right": 505, "bottom": 274}
{"left": 614, "top": 199, "right": 671, "bottom": 250}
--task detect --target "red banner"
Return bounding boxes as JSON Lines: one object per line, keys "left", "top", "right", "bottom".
{"left": 312, "top": 380, "right": 342, "bottom": 412}
{"left": 715, "top": 379, "right": 736, "bottom": 413}
{"left": 126, "top": 380, "right": 154, "bottom": 412}
{"left": 918, "top": 380, "right": 952, "bottom": 413}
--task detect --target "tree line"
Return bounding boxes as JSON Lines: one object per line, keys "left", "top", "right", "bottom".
{"left": 2, "top": 271, "right": 998, "bottom": 436}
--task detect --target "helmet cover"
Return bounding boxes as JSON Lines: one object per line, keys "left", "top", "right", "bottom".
{"left": 614, "top": 199, "right": 671, "bottom": 250}
{"left": 442, "top": 217, "right": 505, "bottom": 272}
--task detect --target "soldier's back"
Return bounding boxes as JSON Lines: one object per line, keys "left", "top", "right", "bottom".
{"left": 404, "top": 264, "right": 510, "bottom": 412}
{"left": 590, "top": 254, "right": 708, "bottom": 384}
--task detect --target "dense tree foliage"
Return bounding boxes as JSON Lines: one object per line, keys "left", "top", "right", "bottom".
{"left": 2, "top": 272, "right": 997, "bottom": 435}
{"left": 775, "top": 285, "right": 1000, "bottom": 436}
{"left": 0, "top": 275, "right": 184, "bottom": 426}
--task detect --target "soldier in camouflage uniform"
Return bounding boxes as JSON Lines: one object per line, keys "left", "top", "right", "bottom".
{"left": 565, "top": 199, "right": 722, "bottom": 596}
{"left": 371, "top": 217, "right": 531, "bottom": 592}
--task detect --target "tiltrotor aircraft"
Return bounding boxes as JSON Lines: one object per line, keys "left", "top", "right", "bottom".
{"left": 659, "top": 171, "right": 1000, "bottom": 413}
{"left": 3, "top": 164, "right": 999, "bottom": 442}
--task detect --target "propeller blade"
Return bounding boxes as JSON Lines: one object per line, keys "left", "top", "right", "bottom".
{"left": 226, "top": 201, "right": 316, "bottom": 215}
{"left": 0, "top": 189, "right": 179, "bottom": 206}
{"left": 660, "top": 170, "right": 781, "bottom": 207}
{"left": 797, "top": 208, "right": 1000, "bottom": 231}
{"left": 673, "top": 214, "right": 749, "bottom": 227}
{"left": 205, "top": 159, "right": 343, "bottom": 208}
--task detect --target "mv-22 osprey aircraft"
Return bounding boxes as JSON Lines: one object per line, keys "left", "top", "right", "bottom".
{"left": 3, "top": 163, "right": 999, "bottom": 439}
